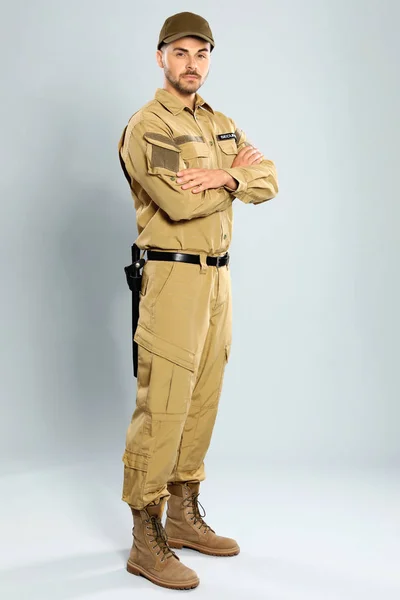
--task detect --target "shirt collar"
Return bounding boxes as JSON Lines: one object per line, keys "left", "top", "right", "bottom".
{"left": 155, "top": 88, "right": 214, "bottom": 116}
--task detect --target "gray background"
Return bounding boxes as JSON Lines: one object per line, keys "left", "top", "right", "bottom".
{"left": 1, "top": 0, "right": 399, "bottom": 474}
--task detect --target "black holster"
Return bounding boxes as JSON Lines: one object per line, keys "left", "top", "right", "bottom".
{"left": 124, "top": 243, "right": 145, "bottom": 378}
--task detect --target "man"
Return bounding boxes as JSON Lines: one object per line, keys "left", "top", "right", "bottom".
{"left": 118, "top": 11, "right": 278, "bottom": 590}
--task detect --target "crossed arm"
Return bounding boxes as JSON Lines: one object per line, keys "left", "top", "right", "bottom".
{"left": 121, "top": 118, "right": 278, "bottom": 221}
{"left": 176, "top": 146, "right": 266, "bottom": 194}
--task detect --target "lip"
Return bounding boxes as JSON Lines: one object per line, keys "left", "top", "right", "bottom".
{"left": 183, "top": 75, "right": 199, "bottom": 79}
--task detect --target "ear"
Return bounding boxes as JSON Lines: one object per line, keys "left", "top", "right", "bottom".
{"left": 156, "top": 50, "right": 164, "bottom": 69}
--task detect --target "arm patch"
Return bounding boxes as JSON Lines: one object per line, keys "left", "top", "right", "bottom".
{"left": 143, "top": 132, "right": 181, "bottom": 172}
{"left": 151, "top": 144, "right": 180, "bottom": 172}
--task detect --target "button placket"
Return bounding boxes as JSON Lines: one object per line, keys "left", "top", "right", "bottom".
{"left": 193, "top": 109, "right": 215, "bottom": 169}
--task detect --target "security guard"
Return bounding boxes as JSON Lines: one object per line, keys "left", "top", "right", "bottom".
{"left": 118, "top": 11, "right": 278, "bottom": 590}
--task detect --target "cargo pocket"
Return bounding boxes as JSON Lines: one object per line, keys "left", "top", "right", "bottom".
{"left": 217, "top": 138, "right": 238, "bottom": 168}
{"left": 134, "top": 323, "right": 196, "bottom": 373}
{"left": 143, "top": 132, "right": 183, "bottom": 175}
{"left": 144, "top": 351, "right": 193, "bottom": 416}
{"left": 180, "top": 141, "right": 209, "bottom": 169}
{"left": 123, "top": 448, "right": 148, "bottom": 474}
{"left": 122, "top": 412, "right": 153, "bottom": 507}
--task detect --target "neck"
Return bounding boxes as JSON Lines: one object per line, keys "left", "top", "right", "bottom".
{"left": 163, "top": 82, "right": 196, "bottom": 111}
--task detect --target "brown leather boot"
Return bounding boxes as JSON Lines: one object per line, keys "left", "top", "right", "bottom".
{"left": 165, "top": 482, "right": 240, "bottom": 557}
{"left": 127, "top": 502, "right": 199, "bottom": 590}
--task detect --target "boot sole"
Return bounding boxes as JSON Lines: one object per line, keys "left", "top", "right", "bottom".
{"left": 168, "top": 538, "right": 240, "bottom": 557}
{"left": 126, "top": 559, "right": 199, "bottom": 590}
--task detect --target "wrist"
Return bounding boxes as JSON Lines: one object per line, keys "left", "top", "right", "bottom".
{"left": 220, "top": 170, "right": 238, "bottom": 191}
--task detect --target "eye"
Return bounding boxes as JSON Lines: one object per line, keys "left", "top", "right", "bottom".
{"left": 198, "top": 55, "right": 206, "bottom": 59}
{"left": 176, "top": 52, "right": 185, "bottom": 57}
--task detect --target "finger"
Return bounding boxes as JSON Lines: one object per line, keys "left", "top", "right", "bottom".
{"left": 192, "top": 182, "right": 205, "bottom": 194}
{"left": 176, "top": 175, "right": 192, "bottom": 184}
{"left": 235, "top": 146, "right": 252, "bottom": 158}
{"left": 239, "top": 145, "right": 255, "bottom": 156}
{"left": 176, "top": 168, "right": 203, "bottom": 179}
{"left": 247, "top": 148, "right": 261, "bottom": 157}
{"left": 176, "top": 172, "right": 195, "bottom": 183}
{"left": 181, "top": 178, "right": 202, "bottom": 190}
{"left": 192, "top": 180, "right": 211, "bottom": 194}
{"left": 251, "top": 153, "right": 264, "bottom": 163}
{"left": 177, "top": 171, "right": 205, "bottom": 184}
{"left": 243, "top": 147, "right": 261, "bottom": 160}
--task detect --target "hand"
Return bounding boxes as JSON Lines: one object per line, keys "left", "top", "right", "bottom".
{"left": 176, "top": 168, "right": 231, "bottom": 194}
{"left": 232, "top": 145, "right": 264, "bottom": 167}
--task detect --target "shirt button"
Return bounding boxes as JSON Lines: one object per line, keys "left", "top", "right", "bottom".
{"left": 170, "top": 176, "right": 175, "bottom": 181}
{"left": 209, "top": 140, "right": 214, "bottom": 146}
{"left": 224, "top": 234, "right": 227, "bottom": 239}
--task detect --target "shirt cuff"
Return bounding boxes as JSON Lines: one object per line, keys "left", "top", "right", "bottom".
{"left": 222, "top": 168, "right": 248, "bottom": 195}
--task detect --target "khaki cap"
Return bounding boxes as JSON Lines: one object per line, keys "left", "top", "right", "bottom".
{"left": 158, "top": 12, "right": 215, "bottom": 51}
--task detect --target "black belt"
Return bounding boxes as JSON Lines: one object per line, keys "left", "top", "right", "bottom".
{"left": 147, "top": 250, "right": 230, "bottom": 268}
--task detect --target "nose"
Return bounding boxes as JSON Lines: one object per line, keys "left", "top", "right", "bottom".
{"left": 186, "top": 55, "right": 197, "bottom": 70}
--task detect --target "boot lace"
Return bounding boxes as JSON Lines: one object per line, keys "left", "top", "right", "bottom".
{"left": 182, "top": 492, "right": 215, "bottom": 534}
{"left": 145, "top": 516, "right": 177, "bottom": 562}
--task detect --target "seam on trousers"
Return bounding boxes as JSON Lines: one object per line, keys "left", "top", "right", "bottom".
{"left": 138, "top": 350, "right": 154, "bottom": 502}
{"left": 144, "top": 350, "right": 154, "bottom": 410}
{"left": 124, "top": 449, "right": 150, "bottom": 460}
{"left": 165, "top": 363, "right": 174, "bottom": 413}
{"left": 149, "top": 263, "right": 175, "bottom": 329}
{"left": 139, "top": 417, "right": 148, "bottom": 501}
{"left": 181, "top": 350, "right": 227, "bottom": 471}
{"left": 171, "top": 427, "right": 185, "bottom": 482}
{"left": 143, "top": 419, "right": 163, "bottom": 499}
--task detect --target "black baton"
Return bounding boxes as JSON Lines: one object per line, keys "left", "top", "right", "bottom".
{"left": 124, "top": 243, "right": 145, "bottom": 378}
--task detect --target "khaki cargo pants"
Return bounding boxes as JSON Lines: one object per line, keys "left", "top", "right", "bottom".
{"left": 122, "top": 257, "right": 232, "bottom": 509}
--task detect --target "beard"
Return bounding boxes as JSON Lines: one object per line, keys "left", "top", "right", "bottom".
{"left": 164, "top": 66, "right": 208, "bottom": 95}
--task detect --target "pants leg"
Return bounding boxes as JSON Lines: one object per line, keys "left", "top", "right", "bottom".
{"left": 122, "top": 261, "right": 231, "bottom": 509}
{"left": 122, "top": 344, "right": 196, "bottom": 509}
{"left": 170, "top": 265, "right": 232, "bottom": 483}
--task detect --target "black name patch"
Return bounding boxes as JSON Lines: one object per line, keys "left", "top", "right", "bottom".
{"left": 217, "top": 132, "right": 237, "bottom": 141}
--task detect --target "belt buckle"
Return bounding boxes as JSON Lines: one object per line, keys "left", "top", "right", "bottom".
{"left": 216, "top": 253, "right": 229, "bottom": 267}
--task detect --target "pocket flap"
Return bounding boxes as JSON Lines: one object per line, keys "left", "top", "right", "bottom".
{"left": 122, "top": 449, "right": 148, "bottom": 471}
{"left": 135, "top": 323, "right": 196, "bottom": 372}
{"left": 181, "top": 141, "right": 209, "bottom": 159}
{"left": 144, "top": 133, "right": 181, "bottom": 173}
{"left": 143, "top": 132, "right": 181, "bottom": 152}
{"left": 217, "top": 139, "right": 238, "bottom": 155}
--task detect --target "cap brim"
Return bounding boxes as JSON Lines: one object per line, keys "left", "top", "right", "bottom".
{"left": 159, "top": 31, "right": 214, "bottom": 50}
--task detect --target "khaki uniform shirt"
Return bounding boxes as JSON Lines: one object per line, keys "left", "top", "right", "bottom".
{"left": 118, "top": 88, "right": 278, "bottom": 254}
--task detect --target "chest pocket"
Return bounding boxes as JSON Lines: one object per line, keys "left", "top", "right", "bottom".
{"left": 217, "top": 138, "right": 238, "bottom": 168}
{"left": 143, "top": 132, "right": 183, "bottom": 175}
{"left": 180, "top": 141, "right": 209, "bottom": 169}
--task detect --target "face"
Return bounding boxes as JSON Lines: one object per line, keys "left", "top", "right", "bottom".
{"left": 156, "top": 36, "right": 211, "bottom": 95}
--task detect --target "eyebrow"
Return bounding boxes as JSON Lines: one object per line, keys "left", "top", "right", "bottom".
{"left": 172, "top": 47, "right": 210, "bottom": 53}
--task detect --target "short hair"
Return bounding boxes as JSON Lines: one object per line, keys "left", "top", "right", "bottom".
{"left": 159, "top": 37, "right": 211, "bottom": 53}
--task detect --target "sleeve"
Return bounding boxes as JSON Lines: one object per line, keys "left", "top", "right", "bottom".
{"left": 221, "top": 125, "right": 279, "bottom": 206}
{"left": 120, "top": 118, "right": 233, "bottom": 222}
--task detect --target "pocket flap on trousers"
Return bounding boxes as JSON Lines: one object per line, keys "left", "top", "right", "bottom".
{"left": 122, "top": 449, "right": 148, "bottom": 471}
{"left": 134, "top": 323, "right": 196, "bottom": 372}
